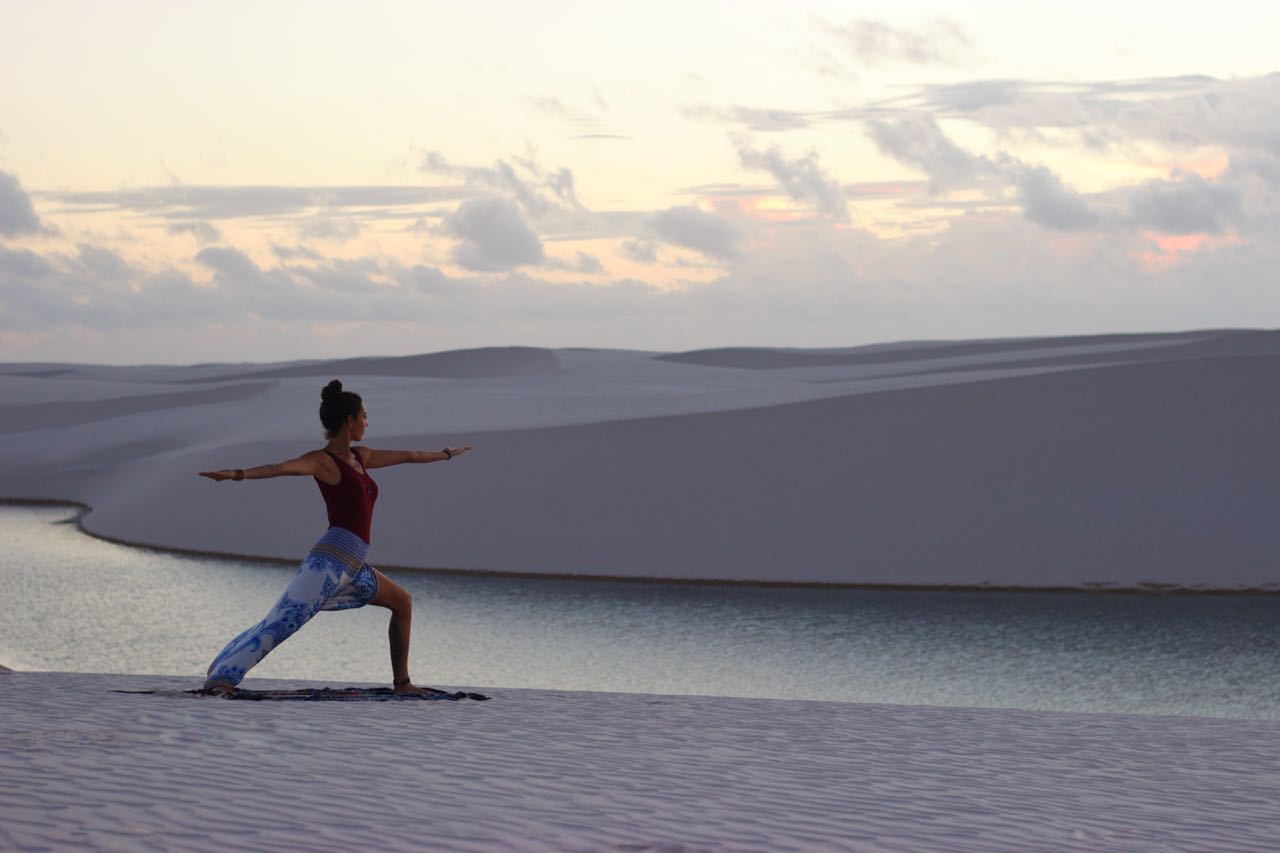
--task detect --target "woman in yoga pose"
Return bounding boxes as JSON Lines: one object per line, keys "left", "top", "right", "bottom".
{"left": 198, "top": 379, "right": 471, "bottom": 696}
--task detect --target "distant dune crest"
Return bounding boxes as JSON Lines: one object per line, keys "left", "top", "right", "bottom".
{"left": 656, "top": 330, "right": 1271, "bottom": 370}
{"left": 182, "top": 346, "right": 561, "bottom": 383}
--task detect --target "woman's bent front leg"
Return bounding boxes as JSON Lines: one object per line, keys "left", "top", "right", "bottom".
{"left": 368, "top": 569, "right": 421, "bottom": 693}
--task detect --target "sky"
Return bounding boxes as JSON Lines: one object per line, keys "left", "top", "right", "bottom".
{"left": 2, "top": 0, "right": 1278, "bottom": 363}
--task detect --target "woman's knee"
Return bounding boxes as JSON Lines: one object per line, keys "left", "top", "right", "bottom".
{"left": 371, "top": 570, "right": 411, "bottom": 614}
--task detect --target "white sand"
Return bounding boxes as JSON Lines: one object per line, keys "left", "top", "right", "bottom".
{"left": 3, "top": 329, "right": 1279, "bottom": 588}
{"left": 2, "top": 670, "right": 1278, "bottom": 851}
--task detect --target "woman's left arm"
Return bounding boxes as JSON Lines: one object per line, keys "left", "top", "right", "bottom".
{"left": 359, "top": 446, "right": 472, "bottom": 469}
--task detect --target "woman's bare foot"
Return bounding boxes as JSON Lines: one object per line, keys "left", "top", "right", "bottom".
{"left": 394, "top": 680, "right": 454, "bottom": 697}
{"left": 204, "top": 681, "right": 237, "bottom": 696}
{"left": 393, "top": 681, "right": 432, "bottom": 697}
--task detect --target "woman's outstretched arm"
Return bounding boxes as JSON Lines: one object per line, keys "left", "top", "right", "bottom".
{"left": 360, "top": 446, "right": 472, "bottom": 469}
{"left": 198, "top": 450, "right": 326, "bottom": 482}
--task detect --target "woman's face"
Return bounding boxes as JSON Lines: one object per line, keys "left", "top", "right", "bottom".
{"left": 349, "top": 407, "right": 368, "bottom": 441}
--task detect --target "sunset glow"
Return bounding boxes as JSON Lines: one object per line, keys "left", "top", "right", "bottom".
{"left": 2, "top": 1, "right": 1278, "bottom": 362}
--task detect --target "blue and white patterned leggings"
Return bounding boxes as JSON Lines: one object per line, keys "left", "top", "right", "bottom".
{"left": 204, "top": 526, "right": 379, "bottom": 689}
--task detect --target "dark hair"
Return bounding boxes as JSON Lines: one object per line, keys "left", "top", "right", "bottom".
{"left": 319, "top": 380, "right": 363, "bottom": 437}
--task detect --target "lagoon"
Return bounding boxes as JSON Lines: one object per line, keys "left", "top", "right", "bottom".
{"left": 2, "top": 503, "right": 1277, "bottom": 719}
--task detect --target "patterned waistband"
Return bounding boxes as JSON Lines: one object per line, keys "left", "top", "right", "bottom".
{"left": 307, "top": 526, "right": 369, "bottom": 574}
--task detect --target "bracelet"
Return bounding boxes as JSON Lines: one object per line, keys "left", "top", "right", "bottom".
{"left": 233, "top": 469, "right": 245, "bottom": 481}
{"left": 443, "top": 448, "right": 453, "bottom": 459}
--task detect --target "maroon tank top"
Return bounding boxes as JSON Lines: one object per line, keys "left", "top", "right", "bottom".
{"left": 315, "top": 448, "right": 378, "bottom": 544}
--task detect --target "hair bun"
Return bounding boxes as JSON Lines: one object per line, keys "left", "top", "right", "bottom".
{"left": 321, "top": 379, "right": 343, "bottom": 402}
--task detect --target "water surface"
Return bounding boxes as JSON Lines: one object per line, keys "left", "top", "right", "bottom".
{"left": 2, "top": 504, "right": 1277, "bottom": 718}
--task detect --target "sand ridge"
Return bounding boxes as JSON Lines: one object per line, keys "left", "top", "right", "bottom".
{"left": 177, "top": 346, "right": 561, "bottom": 383}
{"left": 1, "top": 329, "right": 1277, "bottom": 589}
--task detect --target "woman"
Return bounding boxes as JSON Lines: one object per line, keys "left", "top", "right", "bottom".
{"left": 198, "top": 379, "right": 471, "bottom": 696}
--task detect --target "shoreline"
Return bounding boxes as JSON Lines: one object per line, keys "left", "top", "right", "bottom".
{"left": 5, "top": 496, "right": 1279, "bottom": 597}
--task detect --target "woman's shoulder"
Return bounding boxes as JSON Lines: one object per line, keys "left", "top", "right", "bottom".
{"left": 307, "top": 448, "right": 341, "bottom": 484}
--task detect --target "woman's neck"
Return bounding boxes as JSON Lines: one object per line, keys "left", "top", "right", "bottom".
{"left": 326, "top": 436, "right": 353, "bottom": 455}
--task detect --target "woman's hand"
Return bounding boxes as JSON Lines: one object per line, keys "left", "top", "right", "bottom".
{"left": 199, "top": 469, "right": 237, "bottom": 482}
{"left": 444, "top": 446, "right": 473, "bottom": 459}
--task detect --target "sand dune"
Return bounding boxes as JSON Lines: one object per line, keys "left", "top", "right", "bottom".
{"left": 3, "top": 671, "right": 1279, "bottom": 851}
{"left": 0, "top": 381, "right": 274, "bottom": 433}
{"left": 2, "top": 329, "right": 1277, "bottom": 589}
{"left": 362, "top": 351, "right": 1280, "bottom": 587}
{"left": 179, "top": 346, "right": 561, "bottom": 383}
{"left": 656, "top": 329, "right": 1214, "bottom": 369}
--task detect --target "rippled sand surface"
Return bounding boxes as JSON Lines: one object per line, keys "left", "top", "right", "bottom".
{"left": 3, "top": 671, "right": 1279, "bottom": 851}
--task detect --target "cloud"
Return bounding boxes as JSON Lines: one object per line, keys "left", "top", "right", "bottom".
{"left": 530, "top": 85, "right": 610, "bottom": 120}
{"left": 905, "top": 79, "right": 1031, "bottom": 115}
{"left": 681, "top": 104, "right": 817, "bottom": 132}
{"left": 727, "top": 107, "right": 815, "bottom": 132}
{"left": 1015, "top": 166, "right": 1101, "bottom": 232}
{"left": 42, "top": 185, "right": 465, "bottom": 221}
{"left": 0, "top": 245, "right": 54, "bottom": 277}
{"left": 824, "top": 17, "right": 975, "bottom": 67}
{"left": 421, "top": 152, "right": 582, "bottom": 218}
{"left": 11, "top": 68, "right": 1280, "bottom": 360}
{"left": 167, "top": 221, "right": 222, "bottom": 245}
{"left": 1127, "top": 173, "right": 1242, "bottom": 235}
{"left": 0, "top": 244, "right": 208, "bottom": 331}
{"left": 906, "top": 73, "right": 1280, "bottom": 156}
{"left": 863, "top": 113, "right": 1181, "bottom": 236}
{"left": 620, "top": 240, "right": 658, "bottom": 263}
{"left": 545, "top": 251, "right": 606, "bottom": 275}
{"left": 444, "top": 196, "right": 545, "bottom": 272}
{"left": 418, "top": 150, "right": 625, "bottom": 245}
{"left": 863, "top": 73, "right": 1280, "bottom": 238}
{"left": 1229, "top": 153, "right": 1280, "bottom": 189}
{"left": 76, "top": 243, "right": 133, "bottom": 283}
{"left": 191, "top": 247, "right": 420, "bottom": 322}
{"left": 195, "top": 246, "right": 266, "bottom": 283}
{"left": 530, "top": 95, "right": 572, "bottom": 117}
{"left": 0, "top": 171, "right": 48, "bottom": 236}
{"left": 866, "top": 114, "right": 997, "bottom": 193}
{"left": 645, "top": 207, "right": 744, "bottom": 261}
{"left": 296, "top": 215, "right": 362, "bottom": 242}
{"left": 270, "top": 243, "right": 325, "bottom": 262}
{"left": 529, "top": 84, "right": 621, "bottom": 137}
{"left": 6, "top": 208, "right": 1280, "bottom": 361}
{"left": 292, "top": 257, "right": 386, "bottom": 293}
{"left": 736, "top": 140, "right": 849, "bottom": 220}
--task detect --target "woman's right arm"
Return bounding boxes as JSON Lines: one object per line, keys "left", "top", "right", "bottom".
{"left": 199, "top": 451, "right": 323, "bottom": 482}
